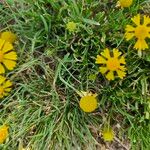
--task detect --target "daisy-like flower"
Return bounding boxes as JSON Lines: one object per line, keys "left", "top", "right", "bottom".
{"left": 66, "top": 21, "right": 77, "bottom": 32}
{"left": 117, "top": 0, "right": 133, "bottom": 8}
{"left": 0, "top": 31, "right": 17, "bottom": 44}
{"left": 102, "top": 126, "right": 114, "bottom": 142}
{"left": 78, "top": 91, "right": 98, "bottom": 113}
{"left": 0, "top": 39, "right": 17, "bottom": 74}
{"left": 0, "top": 125, "right": 9, "bottom": 144}
{"left": 95, "top": 48, "right": 126, "bottom": 80}
{"left": 125, "top": 14, "right": 150, "bottom": 51}
{"left": 0, "top": 75, "right": 12, "bottom": 99}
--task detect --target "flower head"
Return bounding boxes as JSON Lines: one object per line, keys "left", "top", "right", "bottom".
{"left": 79, "top": 91, "right": 98, "bottom": 113}
{"left": 0, "top": 75, "right": 12, "bottom": 99}
{"left": 0, "top": 31, "right": 17, "bottom": 43}
{"left": 102, "top": 126, "right": 114, "bottom": 142}
{"left": 0, "top": 125, "right": 9, "bottom": 144}
{"left": 66, "top": 21, "right": 77, "bottom": 32}
{"left": 96, "top": 48, "right": 126, "bottom": 80}
{"left": 125, "top": 14, "right": 150, "bottom": 51}
{"left": 118, "top": 0, "right": 133, "bottom": 8}
{"left": 0, "top": 39, "right": 17, "bottom": 74}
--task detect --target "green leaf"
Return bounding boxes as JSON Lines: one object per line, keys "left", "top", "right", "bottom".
{"left": 82, "top": 18, "right": 100, "bottom": 25}
{"left": 6, "top": 0, "right": 14, "bottom": 5}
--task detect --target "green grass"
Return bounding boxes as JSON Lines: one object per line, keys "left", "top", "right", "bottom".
{"left": 0, "top": 0, "right": 150, "bottom": 149}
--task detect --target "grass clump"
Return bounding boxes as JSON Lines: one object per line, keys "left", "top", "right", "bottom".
{"left": 0, "top": 0, "right": 150, "bottom": 150}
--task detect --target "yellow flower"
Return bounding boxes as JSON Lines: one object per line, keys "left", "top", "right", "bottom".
{"left": 95, "top": 48, "right": 126, "bottom": 80}
{"left": 66, "top": 21, "right": 77, "bottom": 32}
{"left": 0, "top": 39, "right": 17, "bottom": 74}
{"left": 125, "top": 14, "right": 150, "bottom": 51}
{"left": 118, "top": 0, "right": 133, "bottom": 8}
{"left": 0, "top": 125, "right": 9, "bottom": 144}
{"left": 0, "top": 31, "right": 17, "bottom": 43}
{"left": 0, "top": 75, "right": 12, "bottom": 99}
{"left": 79, "top": 91, "right": 98, "bottom": 113}
{"left": 102, "top": 127, "right": 114, "bottom": 142}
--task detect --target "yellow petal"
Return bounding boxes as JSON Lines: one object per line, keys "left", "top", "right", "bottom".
{"left": 0, "top": 31, "right": 17, "bottom": 43}
{"left": 125, "top": 25, "right": 135, "bottom": 32}
{"left": 143, "top": 15, "right": 150, "bottom": 26}
{"left": 113, "top": 48, "right": 122, "bottom": 58}
{"left": 0, "top": 39, "right": 5, "bottom": 50}
{"left": 116, "top": 70, "right": 126, "bottom": 79}
{"left": 0, "top": 64, "right": 5, "bottom": 74}
{"left": 3, "top": 59, "right": 16, "bottom": 70}
{"left": 3, "top": 80, "right": 12, "bottom": 88}
{"left": 125, "top": 32, "right": 135, "bottom": 41}
{"left": 0, "top": 125, "right": 9, "bottom": 130}
{"left": 119, "top": 56, "right": 126, "bottom": 64}
{"left": 119, "top": 65, "right": 126, "bottom": 71}
{"left": 99, "top": 67, "right": 108, "bottom": 74}
{"left": 4, "top": 88, "right": 12, "bottom": 92}
{"left": 131, "top": 14, "right": 141, "bottom": 26}
{"left": 4, "top": 51, "right": 17, "bottom": 60}
{"left": 134, "top": 39, "right": 148, "bottom": 50}
{"left": 4, "top": 92, "right": 9, "bottom": 96}
{"left": 0, "top": 75, "right": 6, "bottom": 84}
{"left": 101, "top": 48, "right": 110, "bottom": 59}
{"left": 2, "top": 42, "right": 13, "bottom": 53}
{"left": 118, "top": 0, "right": 133, "bottom": 8}
{"left": 106, "top": 71, "right": 114, "bottom": 80}
{"left": 0, "top": 95, "right": 4, "bottom": 98}
{"left": 95, "top": 55, "right": 106, "bottom": 64}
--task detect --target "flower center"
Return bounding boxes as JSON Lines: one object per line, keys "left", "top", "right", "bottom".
{"left": 107, "top": 58, "right": 120, "bottom": 71}
{"left": 0, "top": 87, "right": 4, "bottom": 95}
{"left": 79, "top": 96, "right": 97, "bottom": 112}
{"left": 0, "top": 51, "right": 4, "bottom": 62}
{"left": 134, "top": 25, "right": 149, "bottom": 39}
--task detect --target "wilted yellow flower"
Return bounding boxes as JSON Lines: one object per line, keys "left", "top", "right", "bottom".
{"left": 88, "top": 74, "right": 97, "bottom": 80}
{"left": 0, "top": 125, "right": 9, "bottom": 144}
{"left": 0, "top": 75, "right": 12, "bottom": 99}
{"left": 96, "top": 48, "right": 126, "bottom": 80}
{"left": 79, "top": 91, "right": 98, "bottom": 113}
{"left": 125, "top": 14, "right": 150, "bottom": 51}
{"left": 102, "top": 126, "right": 114, "bottom": 142}
{"left": 66, "top": 21, "right": 77, "bottom": 32}
{"left": 0, "top": 39, "right": 17, "bottom": 74}
{"left": 117, "top": 0, "right": 133, "bottom": 8}
{"left": 0, "top": 31, "right": 17, "bottom": 43}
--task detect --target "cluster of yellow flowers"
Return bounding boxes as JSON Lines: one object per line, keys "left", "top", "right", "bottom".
{"left": 67, "top": 0, "right": 150, "bottom": 142}
{"left": 0, "top": 31, "right": 17, "bottom": 144}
